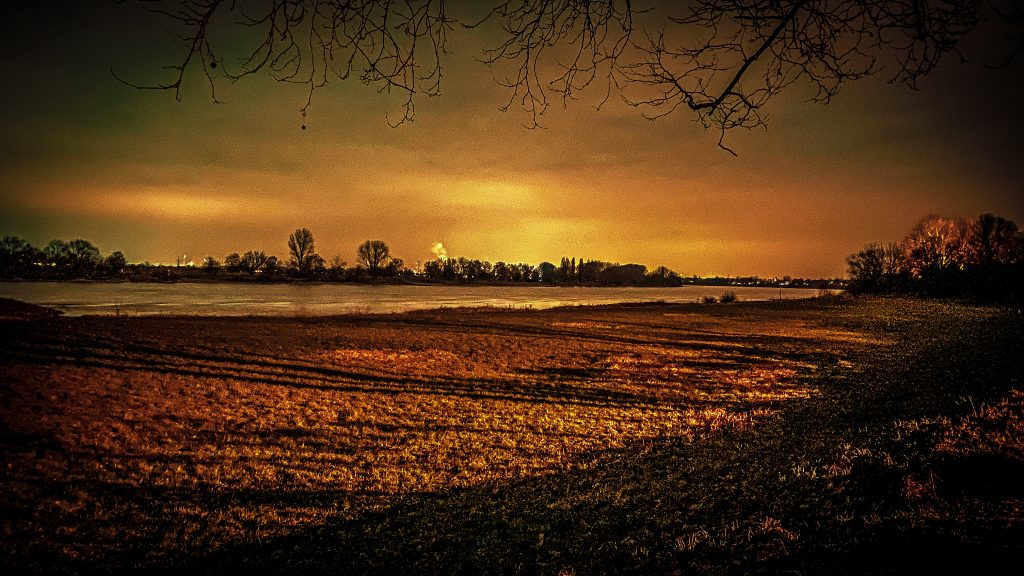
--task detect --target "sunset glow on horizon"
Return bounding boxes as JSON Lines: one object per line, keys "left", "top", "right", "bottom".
{"left": 1, "top": 2, "right": 1022, "bottom": 278}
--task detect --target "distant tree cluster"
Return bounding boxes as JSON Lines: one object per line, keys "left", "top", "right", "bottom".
{"left": 287, "top": 228, "right": 322, "bottom": 276}
{"left": 3, "top": 226, "right": 840, "bottom": 289}
{"left": 846, "top": 214, "right": 1024, "bottom": 302}
{"left": 551, "top": 258, "right": 684, "bottom": 286}
{"left": 201, "top": 230, "right": 412, "bottom": 282}
{"left": 421, "top": 257, "right": 530, "bottom": 283}
{"left": 684, "top": 275, "right": 841, "bottom": 289}
{"left": 0, "top": 236, "right": 126, "bottom": 280}
{"left": 196, "top": 228, "right": 697, "bottom": 286}
{"left": 417, "top": 255, "right": 684, "bottom": 286}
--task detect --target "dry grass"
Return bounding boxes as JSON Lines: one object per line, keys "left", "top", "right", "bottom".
{"left": 0, "top": 297, "right": 1020, "bottom": 574}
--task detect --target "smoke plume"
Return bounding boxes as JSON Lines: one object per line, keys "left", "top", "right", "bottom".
{"left": 431, "top": 242, "right": 448, "bottom": 261}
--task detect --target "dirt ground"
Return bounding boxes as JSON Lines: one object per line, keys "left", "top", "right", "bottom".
{"left": 0, "top": 296, "right": 1020, "bottom": 574}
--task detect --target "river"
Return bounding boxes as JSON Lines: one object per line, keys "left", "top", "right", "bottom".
{"left": 0, "top": 282, "right": 833, "bottom": 317}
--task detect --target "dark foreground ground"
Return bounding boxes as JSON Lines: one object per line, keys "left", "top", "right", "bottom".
{"left": 0, "top": 296, "right": 1021, "bottom": 574}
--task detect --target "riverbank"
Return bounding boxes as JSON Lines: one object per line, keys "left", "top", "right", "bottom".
{"left": 0, "top": 282, "right": 834, "bottom": 317}
{"left": 0, "top": 296, "right": 1021, "bottom": 573}
{"left": 0, "top": 277, "right": 839, "bottom": 290}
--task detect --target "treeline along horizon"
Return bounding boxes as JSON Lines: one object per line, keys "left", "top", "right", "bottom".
{"left": 846, "top": 213, "right": 1024, "bottom": 303}
{"left": 0, "top": 228, "right": 842, "bottom": 288}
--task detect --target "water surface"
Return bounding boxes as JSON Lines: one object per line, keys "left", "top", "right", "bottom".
{"left": 0, "top": 282, "right": 831, "bottom": 317}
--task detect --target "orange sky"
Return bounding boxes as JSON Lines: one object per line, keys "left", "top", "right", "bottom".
{"left": 1, "top": 2, "right": 1022, "bottom": 277}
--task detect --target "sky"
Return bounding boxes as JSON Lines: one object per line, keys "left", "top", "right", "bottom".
{"left": 1, "top": 1, "right": 1022, "bottom": 278}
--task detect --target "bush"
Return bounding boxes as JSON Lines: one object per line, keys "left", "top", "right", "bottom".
{"left": 720, "top": 291, "right": 737, "bottom": 303}
{"left": 702, "top": 295, "right": 718, "bottom": 304}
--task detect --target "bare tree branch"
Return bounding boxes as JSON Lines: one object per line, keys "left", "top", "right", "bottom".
{"left": 472, "top": 1, "right": 637, "bottom": 127}
{"left": 115, "top": 0, "right": 454, "bottom": 125}
{"left": 622, "top": 0, "right": 986, "bottom": 149}
{"left": 114, "top": 1, "right": 1019, "bottom": 150}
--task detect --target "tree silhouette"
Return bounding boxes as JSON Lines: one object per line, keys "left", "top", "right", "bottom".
{"left": 903, "top": 216, "right": 968, "bottom": 279}
{"left": 117, "top": 0, "right": 1021, "bottom": 150}
{"left": 847, "top": 243, "right": 891, "bottom": 293}
{"left": 847, "top": 212, "right": 1023, "bottom": 301}
{"left": 386, "top": 257, "right": 407, "bottom": 277}
{"left": 598, "top": 263, "right": 647, "bottom": 285}
{"left": 0, "top": 236, "right": 42, "bottom": 279}
{"left": 327, "top": 255, "right": 347, "bottom": 281}
{"left": 538, "top": 261, "right": 556, "bottom": 283}
{"left": 968, "top": 213, "right": 1021, "bottom": 267}
{"left": 648, "top": 265, "right": 681, "bottom": 287}
{"left": 558, "top": 257, "right": 573, "bottom": 283}
{"left": 963, "top": 213, "right": 1023, "bottom": 302}
{"left": 357, "top": 240, "right": 391, "bottom": 275}
{"left": 43, "top": 240, "right": 70, "bottom": 270}
{"left": 264, "top": 255, "right": 280, "bottom": 277}
{"left": 104, "top": 251, "right": 127, "bottom": 276}
{"left": 239, "top": 250, "right": 269, "bottom": 275}
{"left": 202, "top": 256, "right": 221, "bottom": 274}
{"left": 224, "top": 253, "right": 242, "bottom": 273}
{"left": 43, "top": 239, "right": 102, "bottom": 279}
{"left": 287, "top": 228, "right": 320, "bottom": 277}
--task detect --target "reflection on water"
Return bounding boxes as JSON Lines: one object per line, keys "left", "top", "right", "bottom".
{"left": 0, "top": 282, "right": 834, "bottom": 317}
